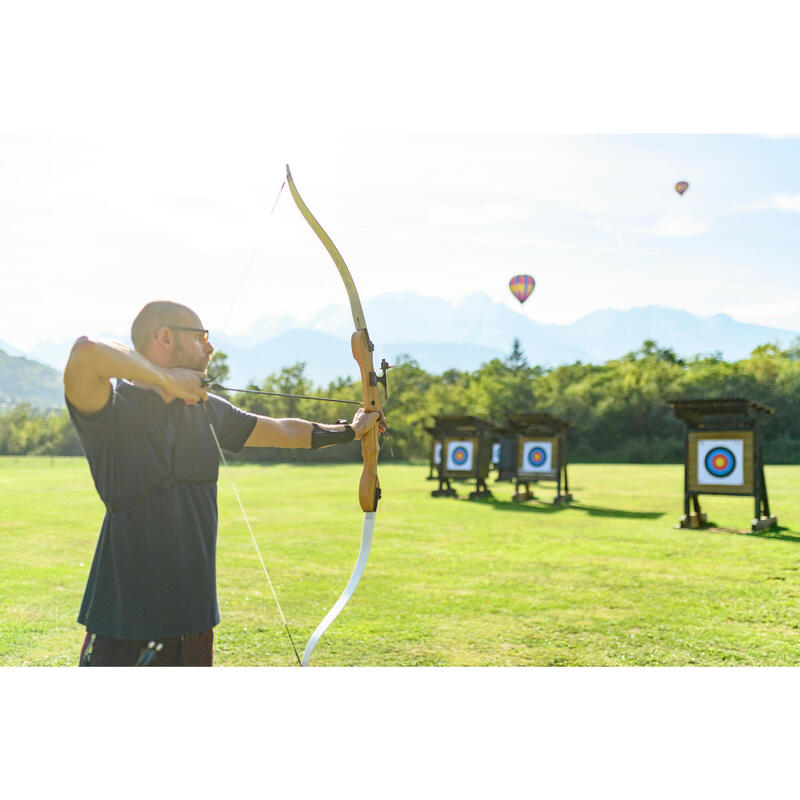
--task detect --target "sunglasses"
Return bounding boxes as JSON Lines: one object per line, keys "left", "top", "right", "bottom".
{"left": 170, "top": 326, "right": 209, "bottom": 343}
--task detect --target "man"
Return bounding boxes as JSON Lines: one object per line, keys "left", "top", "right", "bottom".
{"left": 64, "top": 300, "right": 383, "bottom": 666}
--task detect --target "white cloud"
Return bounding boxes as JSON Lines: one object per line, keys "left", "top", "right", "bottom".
{"left": 767, "top": 194, "right": 800, "bottom": 214}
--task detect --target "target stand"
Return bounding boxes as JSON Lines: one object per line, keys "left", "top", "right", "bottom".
{"left": 670, "top": 398, "right": 776, "bottom": 532}
{"left": 429, "top": 416, "right": 498, "bottom": 500}
{"left": 495, "top": 413, "right": 573, "bottom": 504}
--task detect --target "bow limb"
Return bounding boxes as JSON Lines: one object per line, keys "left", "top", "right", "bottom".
{"left": 300, "top": 512, "right": 375, "bottom": 666}
{"left": 285, "top": 164, "right": 382, "bottom": 665}
{"left": 285, "top": 165, "right": 383, "bottom": 513}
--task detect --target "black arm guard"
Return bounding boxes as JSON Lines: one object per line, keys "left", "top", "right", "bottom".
{"left": 311, "top": 422, "right": 355, "bottom": 449}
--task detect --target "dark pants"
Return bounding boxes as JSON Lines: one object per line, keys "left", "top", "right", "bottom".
{"left": 80, "top": 629, "right": 214, "bottom": 666}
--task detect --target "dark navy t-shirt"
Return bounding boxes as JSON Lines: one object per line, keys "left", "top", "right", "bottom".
{"left": 67, "top": 380, "right": 258, "bottom": 639}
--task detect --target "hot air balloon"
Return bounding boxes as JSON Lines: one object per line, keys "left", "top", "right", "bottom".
{"left": 509, "top": 274, "right": 535, "bottom": 304}
{"left": 674, "top": 181, "right": 689, "bottom": 196}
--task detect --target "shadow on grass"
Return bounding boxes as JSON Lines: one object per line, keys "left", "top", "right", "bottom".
{"left": 457, "top": 495, "right": 665, "bottom": 520}
{"left": 702, "top": 524, "right": 800, "bottom": 544}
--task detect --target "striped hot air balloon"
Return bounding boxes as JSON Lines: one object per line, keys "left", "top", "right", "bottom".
{"left": 509, "top": 274, "right": 535, "bottom": 304}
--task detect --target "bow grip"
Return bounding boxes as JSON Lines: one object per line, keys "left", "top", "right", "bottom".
{"left": 352, "top": 329, "right": 382, "bottom": 512}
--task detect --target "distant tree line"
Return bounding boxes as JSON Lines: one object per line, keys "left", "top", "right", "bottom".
{"left": 1, "top": 339, "right": 798, "bottom": 463}
{"left": 0, "top": 403, "right": 82, "bottom": 456}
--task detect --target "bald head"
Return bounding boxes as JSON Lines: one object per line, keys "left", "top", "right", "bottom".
{"left": 131, "top": 301, "right": 199, "bottom": 354}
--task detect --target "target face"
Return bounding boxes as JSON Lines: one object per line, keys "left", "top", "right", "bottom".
{"left": 528, "top": 447, "right": 547, "bottom": 467}
{"left": 697, "top": 438, "right": 744, "bottom": 486}
{"left": 519, "top": 440, "right": 553, "bottom": 475}
{"left": 433, "top": 442, "right": 442, "bottom": 465}
{"left": 705, "top": 447, "right": 736, "bottom": 477}
{"left": 445, "top": 440, "right": 474, "bottom": 472}
{"left": 452, "top": 446, "right": 468, "bottom": 465}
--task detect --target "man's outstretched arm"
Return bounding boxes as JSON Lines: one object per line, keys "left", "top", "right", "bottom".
{"left": 244, "top": 408, "right": 383, "bottom": 449}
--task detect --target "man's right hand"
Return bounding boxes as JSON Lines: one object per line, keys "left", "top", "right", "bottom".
{"left": 159, "top": 368, "right": 210, "bottom": 405}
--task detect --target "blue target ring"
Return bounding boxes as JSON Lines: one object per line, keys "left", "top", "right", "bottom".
{"left": 451, "top": 446, "right": 469, "bottom": 465}
{"left": 527, "top": 446, "right": 547, "bottom": 468}
{"left": 705, "top": 446, "right": 736, "bottom": 478}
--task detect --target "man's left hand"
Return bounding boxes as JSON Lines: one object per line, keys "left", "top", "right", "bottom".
{"left": 351, "top": 409, "right": 386, "bottom": 441}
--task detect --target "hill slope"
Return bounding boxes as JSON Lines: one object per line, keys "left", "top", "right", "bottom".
{"left": 0, "top": 350, "right": 64, "bottom": 409}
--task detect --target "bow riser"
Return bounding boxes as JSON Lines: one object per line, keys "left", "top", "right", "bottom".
{"left": 352, "top": 329, "right": 382, "bottom": 512}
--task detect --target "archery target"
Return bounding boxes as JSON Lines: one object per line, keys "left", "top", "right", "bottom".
{"left": 697, "top": 439, "right": 744, "bottom": 486}
{"left": 491, "top": 443, "right": 501, "bottom": 464}
{"left": 433, "top": 442, "right": 442, "bottom": 464}
{"left": 519, "top": 440, "right": 553, "bottom": 475}
{"left": 445, "top": 440, "right": 474, "bottom": 472}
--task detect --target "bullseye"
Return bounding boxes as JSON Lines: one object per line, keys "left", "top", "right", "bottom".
{"left": 704, "top": 446, "right": 736, "bottom": 478}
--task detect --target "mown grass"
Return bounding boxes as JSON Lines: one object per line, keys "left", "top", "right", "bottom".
{"left": 1, "top": 456, "right": 799, "bottom": 666}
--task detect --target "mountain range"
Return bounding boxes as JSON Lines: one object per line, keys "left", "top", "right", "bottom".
{"left": 1, "top": 294, "right": 798, "bottom": 406}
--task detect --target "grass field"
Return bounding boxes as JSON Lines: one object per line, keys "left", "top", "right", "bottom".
{"left": 1, "top": 456, "right": 799, "bottom": 666}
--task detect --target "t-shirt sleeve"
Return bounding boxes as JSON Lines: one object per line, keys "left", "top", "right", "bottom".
{"left": 65, "top": 391, "right": 114, "bottom": 456}
{"left": 206, "top": 393, "right": 258, "bottom": 453}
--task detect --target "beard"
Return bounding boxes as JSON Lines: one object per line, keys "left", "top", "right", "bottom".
{"left": 173, "top": 342, "right": 207, "bottom": 372}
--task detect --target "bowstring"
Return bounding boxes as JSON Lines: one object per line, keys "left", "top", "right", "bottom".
{"left": 203, "top": 404, "right": 302, "bottom": 666}
{"left": 220, "top": 246, "right": 259, "bottom": 335}
{"left": 205, "top": 173, "right": 303, "bottom": 665}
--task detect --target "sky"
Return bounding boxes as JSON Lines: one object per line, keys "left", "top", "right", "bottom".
{"left": 2, "top": 2, "right": 800, "bottom": 355}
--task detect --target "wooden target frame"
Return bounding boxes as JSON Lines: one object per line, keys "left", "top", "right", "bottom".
{"left": 496, "top": 413, "right": 572, "bottom": 504}
{"left": 442, "top": 437, "right": 480, "bottom": 479}
{"left": 428, "top": 416, "right": 498, "bottom": 500}
{"left": 687, "top": 430, "right": 754, "bottom": 495}
{"left": 671, "top": 398, "right": 775, "bottom": 532}
{"left": 517, "top": 436, "right": 559, "bottom": 480}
